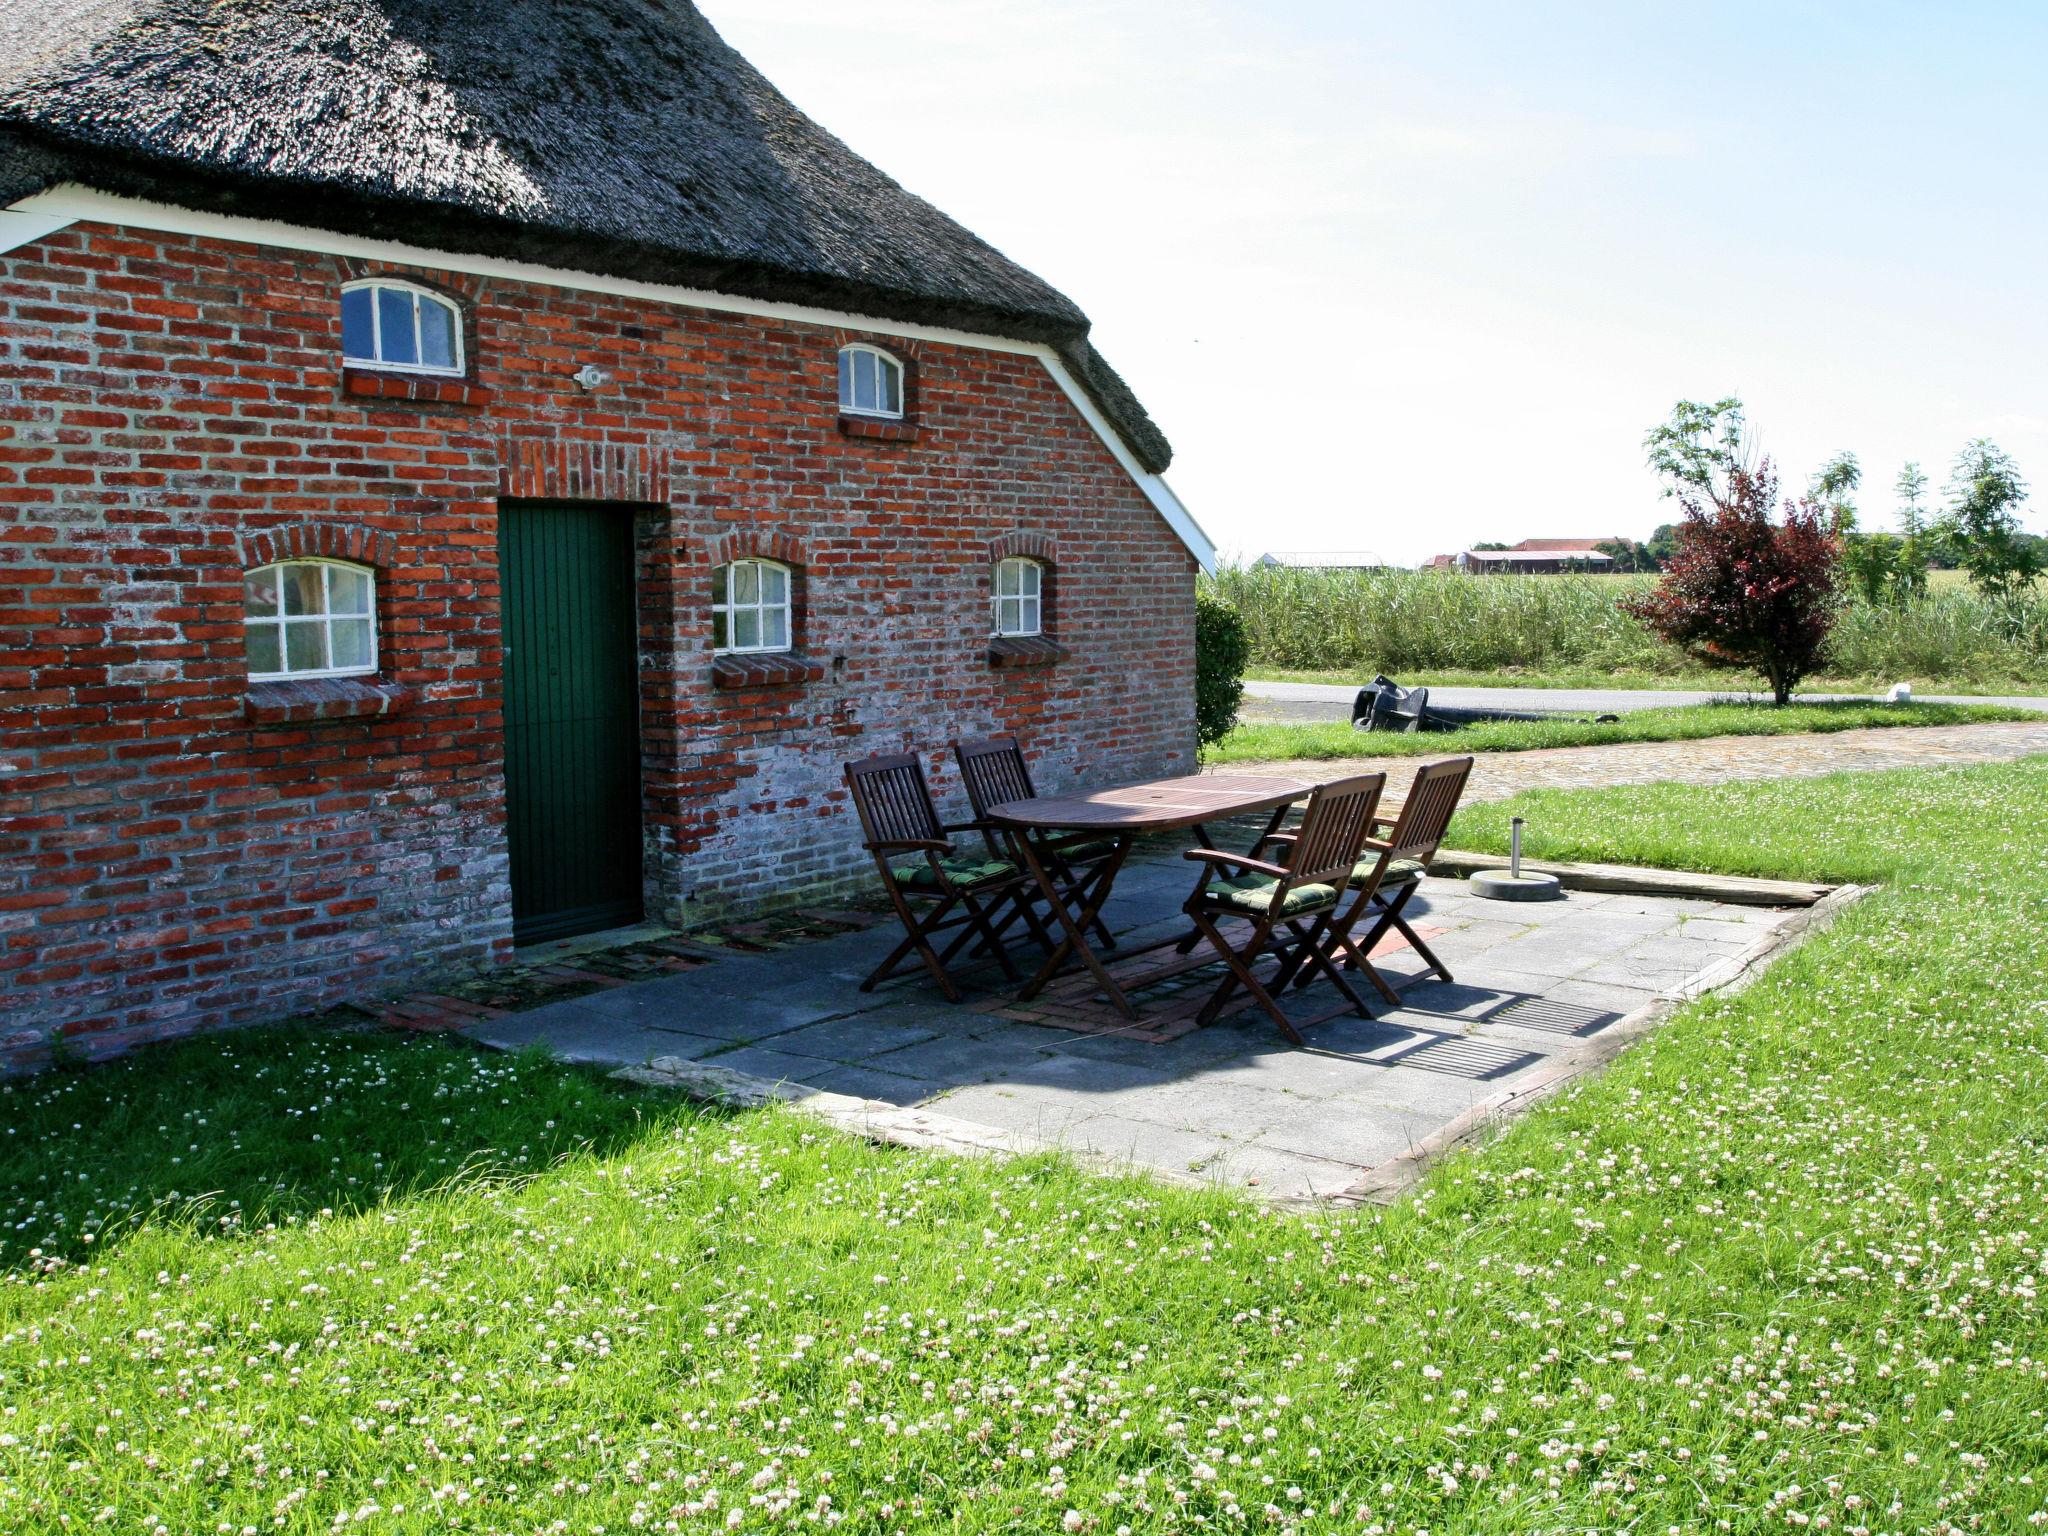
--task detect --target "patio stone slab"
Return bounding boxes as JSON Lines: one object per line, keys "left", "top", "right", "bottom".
{"left": 482, "top": 840, "right": 1821, "bottom": 1205}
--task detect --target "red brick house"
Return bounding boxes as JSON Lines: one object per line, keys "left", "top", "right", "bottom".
{"left": 0, "top": 0, "right": 1211, "bottom": 1070}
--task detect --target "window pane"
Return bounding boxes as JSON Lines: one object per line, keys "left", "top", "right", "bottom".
{"left": 732, "top": 561, "right": 759, "bottom": 604}
{"left": 285, "top": 621, "right": 328, "bottom": 673}
{"left": 711, "top": 564, "right": 728, "bottom": 605}
{"left": 246, "top": 622, "right": 281, "bottom": 675}
{"left": 328, "top": 565, "right": 371, "bottom": 615}
{"left": 997, "top": 561, "right": 1018, "bottom": 597}
{"left": 879, "top": 356, "right": 901, "bottom": 414}
{"left": 853, "top": 350, "right": 876, "bottom": 411}
{"left": 341, "top": 288, "right": 374, "bottom": 362}
{"left": 996, "top": 597, "right": 1018, "bottom": 635}
{"left": 761, "top": 565, "right": 787, "bottom": 603}
{"left": 1019, "top": 596, "right": 1040, "bottom": 635}
{"left": 244, "top": 568, "right": 279, "bottom": 618}
{"left": 763, "top": 607, "right": 789, "bottom": 650}
{"left": 329, "top": 618, "right": 374, "bottom": 670}
{"left": 281, "top": 563, "right": 325, "bottom": 616}
{"left": 1019, "top": 562, "right": 1040, "bottom": 598}
{"left": 418, "top": 298, "right": 457, "bottom": 370}
{"left": 733, "top": 609, "right": 760, "bottom": 650}
{"left": 837, "top": 348, "right": 855, "bottom": 409}
{"left": 711, "top": 609, "right": 727, "bottom": 648}
{"left": 377, "top": 288, "right": 418, "bottom": 366}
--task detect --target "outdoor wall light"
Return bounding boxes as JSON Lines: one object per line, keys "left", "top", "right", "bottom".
{"left": 572, "top": 363, "right": 611, "bottom": 391}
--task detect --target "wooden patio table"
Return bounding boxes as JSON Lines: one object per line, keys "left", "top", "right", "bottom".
{"left": 986, "top": 772, "right": 1314, "bottom": 1020}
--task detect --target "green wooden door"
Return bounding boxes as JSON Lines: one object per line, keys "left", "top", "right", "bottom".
{"left": 498, "top": 502, "right": 644, "bottom": 945}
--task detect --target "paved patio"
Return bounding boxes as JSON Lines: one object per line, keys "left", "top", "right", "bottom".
{"left": 461, "top": 843, "right": 1804, "bottom": 1202}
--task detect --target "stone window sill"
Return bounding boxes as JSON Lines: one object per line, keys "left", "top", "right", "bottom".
{"left": 245, "top": 677, "right": 416, "bottom": 725}
{"left": 838, "top": 412, "right": 918, "bottom": 444}
{"left": 987, "top": 635, "right": 1067, "bottom": 669}
{"left": 711, "top": 651, "right": 821, "bottom": 690}
{"left": 344, "top": 368, "right": 490, "bottom": 407}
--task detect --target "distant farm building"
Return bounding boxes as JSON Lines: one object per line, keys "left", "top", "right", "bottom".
{"left": 1426, "top": 538, "right": 1621, "bottom": 574}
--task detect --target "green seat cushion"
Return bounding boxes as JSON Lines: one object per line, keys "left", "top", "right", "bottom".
{"left": 1198, "top": 872, "right": 1338, "bottom": 919}
{"left": 1352, "top": 856, "right": 1426, "bottom": 886}
{"left": 1048, "top": 835, "right": 1118, "bottom": 863}
{"left": 890, "top": 854, "right": 1018, "bottom": 891}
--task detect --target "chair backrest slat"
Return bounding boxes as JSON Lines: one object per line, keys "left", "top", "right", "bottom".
{"left": 844, "top": 753, "right": 943, "bottom": 847}
{"left": 954, "top": 736, "right": 1037, "bottom": 819}
{"left": 1285, "top": 772, "right": 1386, "bottom": 889}
{"left": 1384, "top": 756, "right": 1475, "bottom": 863}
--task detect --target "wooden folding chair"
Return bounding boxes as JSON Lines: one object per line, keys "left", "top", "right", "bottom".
{"left": 953, "top": 735, "right": 1120, "bottom": 950}
{"left": 843, "top": 752, "right": 1048, "bottom": 1003}
{"left": 1284, "top": 755, "right": 1474, "bottom": 1006}
{"left": 1179, "top": 772, "right": 1386, "bottom": 1044}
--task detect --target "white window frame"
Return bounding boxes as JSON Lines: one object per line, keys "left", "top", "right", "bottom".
{"left": 837, "top": 343, "right": 905, "bottom": 419}
{"left": 711, "top": 558, "right": 793, "bottom": 655}
{"left": 992, "top": 557, "right": 1044, "bottom": 638}
{"left": 244, "top": 558, "right": 379, "bottom": 682}
{"left": 340, "top": 278, "right": 465, "bottom": 377}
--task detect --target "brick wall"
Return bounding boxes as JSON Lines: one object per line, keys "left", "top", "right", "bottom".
{"left": 0, "top": 221, "right": 1198, "bottom": 1071}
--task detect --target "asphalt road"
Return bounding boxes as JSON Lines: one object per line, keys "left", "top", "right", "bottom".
{"left": 1243, "top": 679, "right": 2048, "bottom": 724}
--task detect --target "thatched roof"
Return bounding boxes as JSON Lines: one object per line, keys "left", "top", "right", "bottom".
{"left": 0, "top": 0, "right": 1170, "bottom": 471}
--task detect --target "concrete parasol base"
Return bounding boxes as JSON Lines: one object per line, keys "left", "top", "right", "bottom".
{"left": 1470, "top": 869, "right": 1564, "bottom": 902}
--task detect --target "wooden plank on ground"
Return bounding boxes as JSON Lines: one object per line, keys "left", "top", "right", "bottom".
{"left": 1431, "top": 850, "right": 1829, "bottom": 907}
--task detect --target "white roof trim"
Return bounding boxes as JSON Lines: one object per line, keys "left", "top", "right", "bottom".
{"left": 9, "top": 186, "right": 1214, "bottom": 572}
{"left": 0, "top": 206, "right": 77, "bottom": 256}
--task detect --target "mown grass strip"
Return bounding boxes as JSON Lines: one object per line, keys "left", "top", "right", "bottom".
{"left": 3, "top": 760, "right": 2045, "bottom": 1531}
{"left": 1205, "top": 698, "right": 2034, "bottom": 764}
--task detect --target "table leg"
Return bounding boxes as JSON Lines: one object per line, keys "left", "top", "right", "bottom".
{"left": 1015, "top": 831, "right": 1138, "bottom": 1017}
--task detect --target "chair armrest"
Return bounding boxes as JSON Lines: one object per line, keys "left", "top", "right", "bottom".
{"left": 1359, "top": 837, "right": 1395, "bottom": 854}
{"left": 940, "top": 819, "right": 987, "bottom": 835}
{"left": 1182, "top": 847, "right": 1293, "bottom": 880}
{"left": 864, "top": 838, "right": 951, "bottom": 855}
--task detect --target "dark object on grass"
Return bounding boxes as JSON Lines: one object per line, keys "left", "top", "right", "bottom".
{"left": 1350, "top": 676, "right": 1621, "bottom": 733}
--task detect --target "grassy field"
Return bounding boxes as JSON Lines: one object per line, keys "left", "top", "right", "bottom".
{"left": 1212, "top": 565, "right": 2048, "bottom": 690}
{"left": 1205, "top": 698, "right": 2035, "bottom": 764}
{"left": 5, "top": 760, "right": 2048, "bottom": 1530}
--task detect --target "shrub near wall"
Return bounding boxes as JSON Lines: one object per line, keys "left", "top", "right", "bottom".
{"left": 1209, "top": 565, "right": 2048, "bottom": 683}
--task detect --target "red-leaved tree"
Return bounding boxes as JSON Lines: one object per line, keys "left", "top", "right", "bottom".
{"left": 1623, "top": 460, "right": 1842, "bottom": 705}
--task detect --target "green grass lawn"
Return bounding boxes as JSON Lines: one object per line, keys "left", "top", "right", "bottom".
{"left": 1207, "top": 698, "right": 2035, "bottom": 764}
{"left": 1244, "top": 663, "right": 2048, "bottom": 696}
{"left": 5, "top": 760, "right": 2047, "bottom": 1531}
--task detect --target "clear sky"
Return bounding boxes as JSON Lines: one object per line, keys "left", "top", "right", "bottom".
{"left": 700, "top": 1, "right": 2047, "bottom": 565}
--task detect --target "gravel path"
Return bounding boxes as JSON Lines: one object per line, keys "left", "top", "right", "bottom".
{"left": 1229, "top": 720, "right": 2048, "bottom": 801}
{"left": 1243, "top": 679, "right": 2048, "bottom": 724}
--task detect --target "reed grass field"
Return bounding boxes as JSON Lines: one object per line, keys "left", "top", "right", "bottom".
{"left": 1209, "top": 564, "right": 2048, "bottom": 687}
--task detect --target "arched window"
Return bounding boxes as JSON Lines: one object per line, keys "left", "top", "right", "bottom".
{"left": 712, "top": 558, "right": 792, "bottom": 653}
{"left": 244, "top": 559, "right": 377, "bottom": 680}
{"left": 340, "top": 279, "right": 463, "bottom": 375}
{"left": 837, "top": 343, "right": 904, "bottom": 418}
{"left": 991, "top": 557, "right": 1043, "bottom": 637}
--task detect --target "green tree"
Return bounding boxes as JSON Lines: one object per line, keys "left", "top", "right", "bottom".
{"left": 1938, "top": 439, "right": 2038, "bottom": 606}
{"left": 1644, "top": 397, "right": 1748, "bottom": 501}
{"left": 1840, "top": 531, "right": 1928, "bottom": 606}
{"left": 1894, "top": 461, "right": 1929, "bottom": 537}
{"left": 1193, "top": 588, "right": 1250, "bottom": 748}
{"left": 1809, "top": 451, "right": 1861, "bottom": 532}
{"left": 1594, "top": 538, "right": 1659, "bottom": 573}
{"left": 1645, "top": 523, "right": 1682, "bottom": 566}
